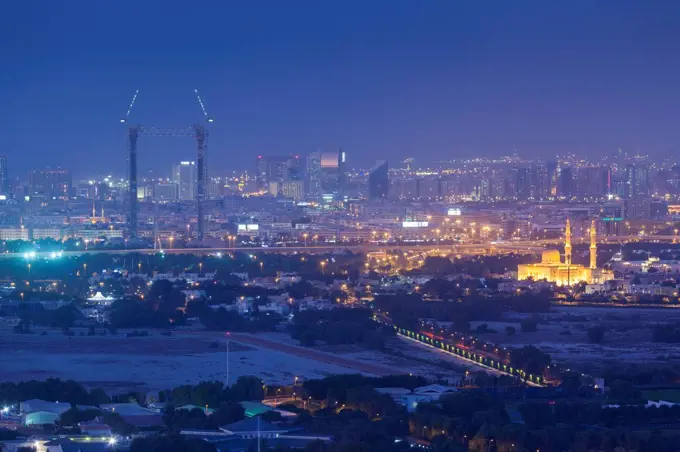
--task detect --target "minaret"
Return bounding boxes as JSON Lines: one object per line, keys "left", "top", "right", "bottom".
{"left": 590, "top": 219, "right": 597, "bottom": 269}
{"left": 564, "top": 218, "right": 572, "bottom": 266}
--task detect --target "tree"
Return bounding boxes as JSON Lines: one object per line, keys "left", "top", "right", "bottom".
{"left": 505, "top": 326, "right": 516, "bottom": 336}
{"left": 230, "top": 376, "right": 264, "bottom": 402}
{"left": 59, "top": 408, "right": 101, "bottom": 426}
{"left": 209, "top": 401, "right": 245, "bottom": 427}
{"left": 101, "top": 412, "right": 137, "bottom": 435}
{"left": 163, "top": 407, "right": 207, "bottom": 431}
{"left": 186, "top": 300, "right": 208, "bottom": 318}
{"left": 510, "top": 346, "right": 551, "bottom": 376}
{"left": 299, "top": 330, "right": 318, "bottom": 346}
{"left": 288, "top": 280, "right": 318, "bottom": 299}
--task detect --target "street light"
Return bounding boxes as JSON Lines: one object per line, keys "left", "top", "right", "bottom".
{"left": 303, "top": 233, "right": 308, "bottom": 247}
{"left": 225, "top": 331, "right": 231, "bottom": 386}
{"left": 320, "top": 260, "right": 326, "bottom": 274}
{"left": 169, "top": 236, "right": 174, "bottom": 249}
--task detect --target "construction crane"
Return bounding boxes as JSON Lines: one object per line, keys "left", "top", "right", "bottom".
{"left": 193, "top": 89, "right": 213, "bottom": 241}
{"left": 121, "top": 90, "right": 214, "bottom": 240}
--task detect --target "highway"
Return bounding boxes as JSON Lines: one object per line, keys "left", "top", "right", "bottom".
{"left": 0, "top": 234, "right": 676, "bottom": 259}
{"left": 0, "top": 243, "right": 538, "bottom": 259}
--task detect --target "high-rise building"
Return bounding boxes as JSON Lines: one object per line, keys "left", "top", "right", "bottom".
{"left": 530, "top": 163, "right": 549, "bottom": 199}
{"left": 319, "top": 150, "right": 345, "bottom": 198}
{"left": 368, "top": 160, "right": 388, "bottom": 200}
{"left": 557, "top": 166, "right": 574, "bottom": 198}
{"left": 625, "top": 164, "right": 650, "bottom": 198}
{"left": 513, "top": 167, "right": 530, "bottom": 200}
{"left": 29, "top": 168, "right": 71, "bottom": 199}
{"left": 625, "top": 198, "right": 651, "bottom": 220}
{"left": 546, "top": 160, "right": 558, "bottom": 196}
{"left": 0, "top": 155, "right": 7, "bottom": 194}
{"left": 173, "top": 161, "right": 197, "bottom": 201}
{"left": 256, "top": 155, "right": 301, "bottom": 194}
{"left": 338, "top": 149, "right": 347, "bottom": 195}
{"left": 306, "top": 152, "right": 322, "bottom": 197}
{"left": 282, "top": 180, "right": 304, "bottom": 201}
{"left": 577, "top": 166, "right": 610, "bottom": 197}
{"left": 154, "top": 182, "right": 178, "bottom": 202}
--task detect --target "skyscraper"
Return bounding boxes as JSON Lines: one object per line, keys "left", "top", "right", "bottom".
{"left": 173, "top": 161, "right": 197, "bottom": 201}
{"left": 513, "top": 167, "right": 530, "bottom": 200}
{"left": 306, "top": 152, "right": 322, "bottom": 197}
{"left": 546, "top": 160, "right": 558, "bottom": 196}
{"left": 282, "top": 180, "right": 304, "bottom": 201}
{"left": 0, "top": 155, "right": 7, "bottom": 193}
{"left": 29, "top": 168, "right": 71, "bottom": 199}
{"left": 338, "top": 149, "right": 347, "bottom": 195}
{"left": 530, "top": 163, "right": 549, "bottom": 199}
{"left": 557, "top": 166, "right": 574, "bottom": 198}
{"left": 318, "top": 150, "right": 346, "bottom": 199}
{"left": 255, "top": 155, "right": 301, "bottom": 194}
{"left": 368, "top": 160, "right": 388, "bottom": 200}
{"left": 625, "top": 164, "right": 650, "bottom": 198}
{"left": 577, "top": 166, "right": 610, "bottom": 197}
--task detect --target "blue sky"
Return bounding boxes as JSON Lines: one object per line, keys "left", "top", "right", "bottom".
{"left": 2, "top": 1, "right": 680, "bottom": 177}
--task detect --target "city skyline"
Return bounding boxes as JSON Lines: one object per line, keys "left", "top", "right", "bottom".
{"left": 3, "top": 1, "right": 680, "bottom": 177}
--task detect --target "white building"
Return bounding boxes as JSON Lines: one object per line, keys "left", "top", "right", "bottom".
{"left": 173, "top": 161, "right": 197, "bottom": 201}
{"left": 0, "top": 228, "right": 29, "bottom": 241}
{"left": 376, "top": 384, "right": 458, "bottom": 412}
{"left": 32, "top": 228, "right": 64, "bottom": 240}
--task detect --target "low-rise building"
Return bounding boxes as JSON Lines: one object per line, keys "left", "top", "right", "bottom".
{"left": 376, "top": 384, "right": 458, "bottom": 412}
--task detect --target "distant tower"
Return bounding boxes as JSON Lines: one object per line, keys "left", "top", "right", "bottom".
{"left": 590, "top": 219, "right": 597, "bottom": 269}
{"left": 564, "top": 218, "right": 572, "bottom": 266}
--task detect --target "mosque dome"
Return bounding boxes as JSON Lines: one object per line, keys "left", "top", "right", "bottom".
{"left": 541, "top": 249, "right": 561, "bottom": 264}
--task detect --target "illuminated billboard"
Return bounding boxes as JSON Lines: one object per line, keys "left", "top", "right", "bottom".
{"left": 237, "top": 224, "right": 259, "bottom": 231}
{"left": 447, "top": 207, "right": 462, "bottom": 216}
{"left": 402, "top": 221, "right": 429, "bottom": 228}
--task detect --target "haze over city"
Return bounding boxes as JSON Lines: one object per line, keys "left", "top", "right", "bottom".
{"left": 3, "top": 1, "right": 680, "bottom": 177}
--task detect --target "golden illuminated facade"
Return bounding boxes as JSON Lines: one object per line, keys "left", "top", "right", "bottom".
{"left": 518, "top": 219, "right": 613, "bottom": 285}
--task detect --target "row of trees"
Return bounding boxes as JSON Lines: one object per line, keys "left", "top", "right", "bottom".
{"left": 0, "top": 378, "right": 109, "bottom": 406}
{"left": 290, "top": 308, "right": 392, "bottom": 348}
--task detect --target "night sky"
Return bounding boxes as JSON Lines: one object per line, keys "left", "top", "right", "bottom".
{"left": 2, "top": 1, "right": 680, "bottom": 178}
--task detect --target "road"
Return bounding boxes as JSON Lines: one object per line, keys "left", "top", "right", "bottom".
{"left": 1, "top": 234, "right": 675, "bottom": 259}
{"left": 0, "top": 243, "right": 537, "bottom": 258}
{"left": 229, "top": 333, "right": 405, "bottom": 377}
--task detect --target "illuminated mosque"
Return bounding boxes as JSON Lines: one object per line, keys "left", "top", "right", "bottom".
{"left": 517, "top": 219, "right": 614, "bottom": 285}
